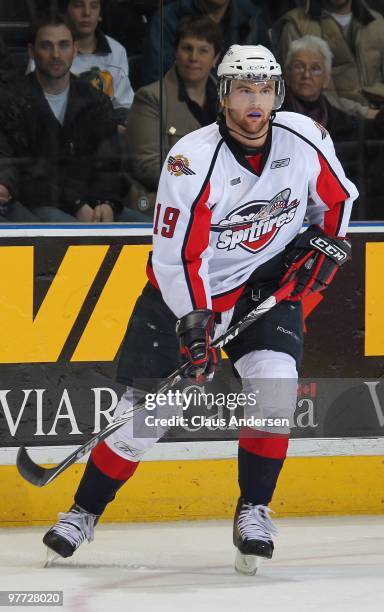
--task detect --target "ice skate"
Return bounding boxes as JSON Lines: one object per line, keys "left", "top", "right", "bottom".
{"left": 233, "top": 498, "right": 277, "bottom": 575}
{"left": 43, "top": 505, "right": 98, "bottom": 563}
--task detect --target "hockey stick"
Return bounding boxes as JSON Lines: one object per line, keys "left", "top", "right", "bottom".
{"left": 16, "top": 279, "right": 296, "bottom": 487}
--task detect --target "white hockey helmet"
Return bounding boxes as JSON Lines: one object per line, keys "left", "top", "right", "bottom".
{"left": 217, "top": 44, "right": 285, "bottom": 110}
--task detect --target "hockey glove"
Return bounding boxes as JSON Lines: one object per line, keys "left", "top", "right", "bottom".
{"left": 176, "top": 309, "right": 221, "bottom": 383}
{"left": 280, "top": 225, "right": 351, "bottom": 301}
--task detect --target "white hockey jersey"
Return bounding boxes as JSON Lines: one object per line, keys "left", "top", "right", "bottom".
{"left": 149, "top": 112, "right": 358, "bottom": 319}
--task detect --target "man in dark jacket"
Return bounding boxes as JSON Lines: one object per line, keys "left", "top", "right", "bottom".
{"left": 0, "top": 14, "right": 127, "bottom": 222}
{"left": 141, "top": 0, "right": 270, "bottom": 86}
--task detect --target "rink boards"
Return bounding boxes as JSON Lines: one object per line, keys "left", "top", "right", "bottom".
{"left": 0, "top": 222, "right": 383, "bottom": 525}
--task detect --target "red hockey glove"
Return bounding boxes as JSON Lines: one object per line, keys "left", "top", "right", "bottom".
{"left": 280, "top": 225, "right": 351, "bottom": 301}
{"left": 176, "top": 309, "right": 221, "bottom": 383}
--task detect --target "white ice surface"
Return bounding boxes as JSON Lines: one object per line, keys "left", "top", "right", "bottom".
{"left": 0, "top": 516, "right": 383, "bottom": 612}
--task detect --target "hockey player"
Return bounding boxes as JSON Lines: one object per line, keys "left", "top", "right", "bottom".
{"left": 43, "top": 45, "right": 356, "bottom": 574}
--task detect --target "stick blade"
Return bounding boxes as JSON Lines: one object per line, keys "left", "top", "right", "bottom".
{"left": 16, "top": 446, "right": 56, "bottom": 487}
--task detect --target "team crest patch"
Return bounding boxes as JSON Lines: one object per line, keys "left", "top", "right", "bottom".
{"left": 313, "top": 121, "right": 328, "bottom": 140}
{"left": 212, "top": 188, "right": 300, "bottom": 253}
{"left": 167, "top": 154, "right": 196, "bottom": 177}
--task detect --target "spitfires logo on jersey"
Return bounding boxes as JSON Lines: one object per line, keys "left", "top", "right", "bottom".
{"left": 167, "top": 154, "right": 196, "bottom": 177}
{"left": 213, "top": 188, "right": 299, "bottom": 253}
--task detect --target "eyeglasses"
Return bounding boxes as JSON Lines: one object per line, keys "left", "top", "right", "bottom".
{"left": 290, "top": 62, "right": 325, "bottom": 76}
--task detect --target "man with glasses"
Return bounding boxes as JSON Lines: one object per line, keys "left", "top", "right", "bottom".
{"left": 282, "top": 35, "right": 359, "bottom": 141}
{"left": 281, "top": 34, "right": 384, "bottom": 215}
{"left": 275, "top": 0, "right": 384, "bottom": 118}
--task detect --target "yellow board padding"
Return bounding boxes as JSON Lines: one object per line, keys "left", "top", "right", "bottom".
{"left": 0, "top": 243, "right": 152, "bottom": 364}
{"left": 1, "top": 455, "right": 384, "bottom": 527}
{"left": 72, "top": 244, "right": 152, "bottom": 362}
{"left": 0, "top": 245, "right": 109, "bottom": 363}
{"left": 365, "top": 242, "right": 384, "bottom": 356}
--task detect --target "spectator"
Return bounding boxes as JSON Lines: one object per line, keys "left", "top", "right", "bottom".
{"left": 281, "top": 34, "right": 384, "bottom": 219}
{"left": 29, "top": 0, "right": 134, "bottom": 129}
{"left": 0, "top": 14, "right": 140, "bottom": 222}
{"left": 123, "top": 15, "right": 221, "bottom": 216}
{"left": 281, "top": 35, "right": 360, "bottom": 141}
{"left": 141, "top": 0, "right": 270, "bottom": 86}
{"left": 274, "top": 0, "right": 384, "bottom": 119}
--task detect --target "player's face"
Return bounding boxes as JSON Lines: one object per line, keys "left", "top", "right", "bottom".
{"left": 67, "top": 0, "right": 101, "bottom": 38}
{"left": 286, "top": 50, "right": 330, "bottom": 102}
{"left": 29, "top": 25, "right": 75, "bottom": 80}
{"left": 224, "top": 80, "right": 275, "bottom": 136}
{"left": 176, "top": 36, "right": 218, "bottom": 84}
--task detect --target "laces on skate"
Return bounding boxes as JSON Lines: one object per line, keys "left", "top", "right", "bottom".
{"left": 54, "top": 508, "right": 96, "bottom": 547}
{"left": 43, "top": 505, "right": 98, "bottom": 563}
{"left": 237, "top": 503, "right": 278, "bottom": 542}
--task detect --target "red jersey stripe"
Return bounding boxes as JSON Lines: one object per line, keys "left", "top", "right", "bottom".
{"left": 147, "top": 259, "right": 246, "bottom": 313}
{"left": 316, "top": 153, "right": 348, "bottom": 236}
{"left": 146, "top": 261, "right": 159, "bottom": 289}
{"left": 181, "top": 182, "right": 212, "bottom": 309}
{"left": 212, "top": 285, "right": 246, "bottom": 311}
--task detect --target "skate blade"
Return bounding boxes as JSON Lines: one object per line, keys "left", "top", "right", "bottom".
{"left": 235, "top": 549, "right": 262, "bottom": 576}
{"left": 44, "top": 547, "right": 61, "bottom": 568}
